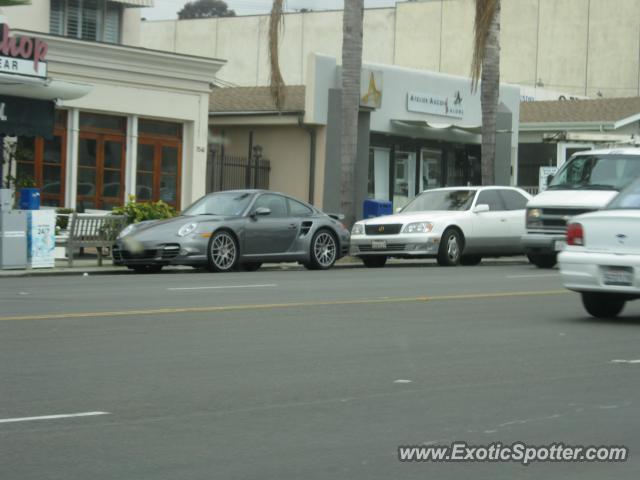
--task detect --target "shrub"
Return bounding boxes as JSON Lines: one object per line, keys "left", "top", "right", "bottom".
{"left": 55, "top": 208, "right": 75, "bottom": 232}
{"left": 112, "top": 196, "right": 177, "bottom": 224}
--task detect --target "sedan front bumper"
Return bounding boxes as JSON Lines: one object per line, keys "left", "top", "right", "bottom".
{"left": 349, "top": 233, "right": 441, "bottom": 257}
{"left": 559, "top": 249, "right": 640, "bottom": 296}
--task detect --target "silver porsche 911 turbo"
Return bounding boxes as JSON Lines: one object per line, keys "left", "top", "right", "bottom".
{"left": 112, "top": 190, "right": 350, "bottom": 273}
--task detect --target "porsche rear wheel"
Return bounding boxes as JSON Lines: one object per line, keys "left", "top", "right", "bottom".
{"left": 207, "top": 230, "right": 239, "bottom": 272}
{"left": 305, "top": 229, "right": 337, "bottom": 270}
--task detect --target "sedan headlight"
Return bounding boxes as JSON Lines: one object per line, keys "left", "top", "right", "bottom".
{"left": 351, "top": 223, "right": 364, "bottom": 235}
{"left": 402, "top": 222, "right": 433, "bottom": 233}
{"left": 117, "top": 224, "right": 135, "bottom": 239}
{"left": 178, "top": 222, "right": 198, "bottom": 237}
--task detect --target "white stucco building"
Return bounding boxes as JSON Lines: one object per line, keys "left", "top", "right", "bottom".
{"left": 0, "top": 1, "right": 223, "bottom": 210}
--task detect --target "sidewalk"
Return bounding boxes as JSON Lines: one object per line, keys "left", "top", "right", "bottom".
{"left": 0, "top": 255, "right": 529, "bottom": 278}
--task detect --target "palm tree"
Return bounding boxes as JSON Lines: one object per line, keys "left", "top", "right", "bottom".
{"left": 471, "top": 0, "right": 500, "bottom": 186}
{"left": 339, "top": 0, "right": 364, "bottom": 226}
{"left": 268, "top": 0, "right": 285, "bottom": 110}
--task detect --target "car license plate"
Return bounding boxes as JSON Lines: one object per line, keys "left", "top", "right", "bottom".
{"left": 602, "top": 267, "right": 634, "bottom": 286}
{"left": 554, "top": 240, "right": 566, "bottom": 251}
{"left": 371, "top": 240, "right": 387, "bottom": 250}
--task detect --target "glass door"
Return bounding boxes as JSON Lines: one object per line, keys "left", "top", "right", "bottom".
{"left": 393, "top": 151, "right": 416, "bottom": 209}
{"left": 136, "top": 140, "right": 181, "bottom": 208}
{"left": 76, "top": 134, "right": 125, "bottom": 210}
{"left": 420, "top": 148, "right": 442, "bottom": 192}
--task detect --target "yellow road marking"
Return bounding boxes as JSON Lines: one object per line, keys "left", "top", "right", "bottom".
{"left": 0, "top": 290, "right": 568, "bottom": 322}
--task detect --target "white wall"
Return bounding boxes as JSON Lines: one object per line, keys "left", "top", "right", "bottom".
{"left": 141, "top": 0, "right": 640, "bottom": 97}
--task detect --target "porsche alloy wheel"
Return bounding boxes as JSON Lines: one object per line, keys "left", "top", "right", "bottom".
{"left": 306, "top": 230, "right": 337, "bottom": 270}
{"left": 207, "top": 231, "right": 238, "bottom": 272}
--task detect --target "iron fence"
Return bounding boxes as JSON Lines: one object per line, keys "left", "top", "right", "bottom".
{"left": 207, "top": 153, "right": 271, "bottom": 192}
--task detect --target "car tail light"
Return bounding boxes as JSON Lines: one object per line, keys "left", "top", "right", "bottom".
{"left": 567, "top": 223, "right": 584, "bottom": 246}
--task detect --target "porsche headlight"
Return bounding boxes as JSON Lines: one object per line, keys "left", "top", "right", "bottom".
{"left": 351, "top": 223, "right": 364, "bottom": 235}
{"left": 117, "top": 224, "right": 135, "bottom": 239}
{"left": 178, "top": 222, "right": 198, "bottom": 237}
{"left": 402, "top": 222, "right": 433, "bottom": 233}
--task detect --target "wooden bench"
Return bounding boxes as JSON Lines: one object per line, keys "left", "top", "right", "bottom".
{"left": 62, "top": 213, "right": 126, "bottom": 267}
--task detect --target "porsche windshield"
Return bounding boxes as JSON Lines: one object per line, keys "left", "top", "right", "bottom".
{"left": 547, "top": 154, "right": 640, "bottom": 191}
{"left": 401, "top": 190, "right": 476, "bottom": 212}
{"left": 182, "top": 192, "right": 253, "bottom": 216}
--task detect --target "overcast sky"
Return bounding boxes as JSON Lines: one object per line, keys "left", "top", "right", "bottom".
{"left": 144, "top": 0, "right": 399, "bottom": 20}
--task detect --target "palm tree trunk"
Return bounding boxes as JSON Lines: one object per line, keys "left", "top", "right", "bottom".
{"left": 480, "top": 2, "right": 500, "bottom": 185}
{"left": 340, "top": 0, "right": 364, "bottom": 227}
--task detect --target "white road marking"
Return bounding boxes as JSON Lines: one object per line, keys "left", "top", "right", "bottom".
{"left": 394, "top": 379, "right": 413, "bottom": 384}
{"left": 0, "top": 411, "right": 110, "bottom": 424}
{"left": 167, "top": 284, "right": 278, "bottom": 291}
{"left": 506, "top": 273, "right": 559, "bottom": 279}
{"left": 611, "top": 359, "right": 640, "bottom": 364}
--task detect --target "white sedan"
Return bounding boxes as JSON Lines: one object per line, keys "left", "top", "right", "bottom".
{"left": 559, "top": 179, "right": 640, "bottom": 318}
{"left": 350, "top": 186, "right": 532, "bottom": 267}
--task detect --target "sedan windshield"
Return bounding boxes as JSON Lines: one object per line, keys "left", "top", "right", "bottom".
{"left": 606, "top": 178, "right": 640, "bottom": 210}
{"left": 548, "top": 154, "right": 640, "bottom": 191}
{"left": 182, "top": 192, "right": 253, "bottom": 216}
{"left": 401, "top": 190, "right": 476, "bottom": 212}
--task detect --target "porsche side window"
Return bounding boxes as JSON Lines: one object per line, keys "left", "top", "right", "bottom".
{"left": 476, "top": 190, "right": 506, "bottom": 211}
{"left": 288, "top": 198, "right": 313, "bottom": 217}
{"left": 253, "top": 194, "right": 288, "bottom": 217}
{"left": 499, "top": 190, "right": 529, "bottom": 211}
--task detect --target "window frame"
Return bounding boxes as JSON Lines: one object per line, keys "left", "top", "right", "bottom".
{"left": 50, "top": 0, "right": 122, "bottom": 44}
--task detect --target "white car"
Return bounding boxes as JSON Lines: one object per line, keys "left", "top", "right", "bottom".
{"left": 559, "top": 178, "right": 640, "bottom": 318}
{"left": 350, "top": 186, "right": 532, "bottom": 267}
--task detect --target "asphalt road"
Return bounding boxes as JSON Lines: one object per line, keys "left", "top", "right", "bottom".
{"left": 1, "top": 261, "right": 640, "bottom": 479}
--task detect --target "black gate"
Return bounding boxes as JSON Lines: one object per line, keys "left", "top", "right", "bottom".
{"left": 207, "top": 153, "right": 271, "bottom": 192}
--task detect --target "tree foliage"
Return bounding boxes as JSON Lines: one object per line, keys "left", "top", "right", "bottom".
{"left": 178, "top": 0, "right": 235, "bottom": 20}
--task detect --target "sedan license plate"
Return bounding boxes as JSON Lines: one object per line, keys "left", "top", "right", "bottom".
{"left": 554, "top": 240, "right": 566, "bottom": 251}
{"left": 602, "top": 267, "right": 633, "bottom": 286}
{"left": 371, "top": 240, "right": 387, "bottom": 250}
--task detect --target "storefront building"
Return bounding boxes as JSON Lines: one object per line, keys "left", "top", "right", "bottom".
{"left": 1, "top": 2, "right": 223, "bottom": 211}
{"left": 210, "top": 54, "right": 520, "bottom": 213}
{"left": 518, "top": 97, "right": 640, "bottom": 191}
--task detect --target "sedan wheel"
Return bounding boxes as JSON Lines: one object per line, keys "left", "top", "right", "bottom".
{"left": 306, "top": 230, "right": 337, "bottom": 270}
{"left": 207, "top": 231, "right": 239, "bottom": 272}
{"left": 527, "top": 253, "right": 557, "bottom": 269}
{"left": 581, "top": 293, "right": 626, "bottom": 318}
{"left": 361, "top": 256, "right": 387, "bottom": 268}
{"left": 437, "top": 228, "right": 462, "bottom": 266}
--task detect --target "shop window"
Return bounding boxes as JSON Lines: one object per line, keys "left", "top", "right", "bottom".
{"left": 15, "top": 111, "right": 67, "bottom": 207}
{"left": 77, "top": 112, "right": 126, "bottom": 210}
{"left": 136, "top": 120, "right": 183, "bottom": 208}
{"left": 517, "top": 143, "right": 557, "bottom": 187}
{"left": 50, "top": 0, "right": 122, "bottom": 44}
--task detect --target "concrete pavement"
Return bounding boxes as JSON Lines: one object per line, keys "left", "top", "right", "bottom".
{"left": 1, "top": 264, "right": 639, "bottom": 479}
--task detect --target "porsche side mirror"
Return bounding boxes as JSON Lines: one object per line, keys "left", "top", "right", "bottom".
{"left": 252, "top": 207, "right": 271, "bottom": 218}
{"left": 473, "top": 204, "right": 490, "bottom": 213}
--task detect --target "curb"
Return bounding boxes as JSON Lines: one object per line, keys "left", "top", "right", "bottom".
{"left": 0, "top": 257, "right": 530, "bottom": 278}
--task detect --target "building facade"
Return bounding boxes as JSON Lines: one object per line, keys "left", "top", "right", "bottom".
{"left": 141, "top": 0, "right": 640, "bottom": 98}
{"left": 1, "top": 1, "right": 223, "bottom": 211}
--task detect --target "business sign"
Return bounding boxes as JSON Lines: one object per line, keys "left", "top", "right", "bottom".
{"left": 0, "top": 23, "right": 48, "bottom": 79}
{"left": 27, "top": 210, "right": 56, "bottom": 269}
{"left": 360, "top": 69, "right": 383, "bottom": 109}
{"left": 407, "top": 91, "right": 465, "bottom": 119}
{"left": 539, "top": 166, "right": 558, "bottom": 192}
{"left": 0, "top": 95, "right": 55, "bottom": 138}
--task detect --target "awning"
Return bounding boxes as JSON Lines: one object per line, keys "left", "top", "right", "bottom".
{"left": 109, "top": 0, "right": 154, "bottom": 7}
{"left": 0, "top": 73, "right": 93, "bottom": 101}
{"left": 0, "top": 95, "right": 55, "bottom": 138}
{"left": 391, "top": 119, "right": 511, "bottom": 134}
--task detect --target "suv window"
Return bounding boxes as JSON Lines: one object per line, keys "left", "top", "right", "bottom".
{"left": 499, "top": 189, "right": 529, "bottom": 210}
{"left": 253, "top": 194, "right": 288, "bottom": 217}
{"left": 548, "top": 154, "right": 640, "bottom": 191}
{"left": 288, "top": 198, "right": 313, "bottom": 217}
{"left": 476, "top": 190, "right": 506, "bottom": 211}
